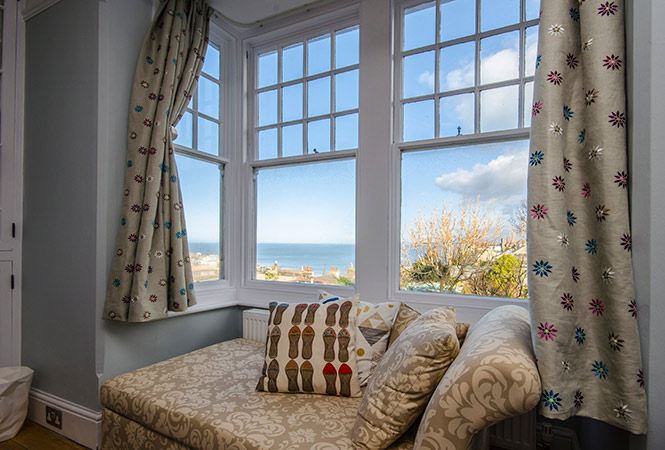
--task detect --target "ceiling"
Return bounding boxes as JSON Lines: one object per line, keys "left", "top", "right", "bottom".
{"left": 209, "top": 0, "right": 318, "bottom": 25}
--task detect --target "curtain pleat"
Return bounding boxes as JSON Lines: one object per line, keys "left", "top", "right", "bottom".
{"left": 103, "top": 0, "right": 211, "bottom": 322}
{"left": 527, "top": 0, "right": 647, "bottom": 433}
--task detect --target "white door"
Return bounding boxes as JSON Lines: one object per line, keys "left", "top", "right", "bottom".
{"left": 0, "top": 261, "right": 13, "bottom": 367}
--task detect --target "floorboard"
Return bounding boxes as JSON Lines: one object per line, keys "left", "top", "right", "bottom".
{"left": 0, "top": 421, "right": 88, "bottom": 450}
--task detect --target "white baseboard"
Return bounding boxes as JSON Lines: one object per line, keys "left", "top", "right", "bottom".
{"left": 27, "top": 388, "right": 101, "bottom": 450}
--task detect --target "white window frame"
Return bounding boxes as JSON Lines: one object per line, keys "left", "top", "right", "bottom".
{"left": 241, "top": 4, "right": 360, "bottom": 297}
{"left": 171, "top": 21, "right": 238, "bottom": 305}
{"left": 394, "top": 0, "right": 539, "bottom": 143}
{"left": 250, "top": 22, "right": 360, "bottom": 160}
{"left": 181, "top": 0, "right": 532, "bottom": 323}
{"left": 388, "top": 0, "right": 534, "bottom": 311}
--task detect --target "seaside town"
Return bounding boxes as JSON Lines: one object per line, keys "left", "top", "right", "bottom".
{"left": 256, "top": 262, "right": 356, "bottom": 285}
{"left": 189, "top": 251, "right": 357, "bottom": 285}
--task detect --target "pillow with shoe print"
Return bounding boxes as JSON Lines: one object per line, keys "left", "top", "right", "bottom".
{"left": 318, "top": 291, "right": 400, "bottom": 386}
{"left": 256, "top": 296, "right": 362, "bottom": 397}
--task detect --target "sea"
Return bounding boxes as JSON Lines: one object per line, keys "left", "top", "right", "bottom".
{"left": 189, "top": 242, "right": 355, "bottom": 276}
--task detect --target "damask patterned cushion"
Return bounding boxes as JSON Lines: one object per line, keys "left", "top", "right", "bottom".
{"left": 256, "top": 298, "right": 362, "bottom": 397}
{"left": 352, "top": 306, "right": 460, "bottom": 450}
{"left": 388, "top": 302, "right": 470, "bottom": 348}
{"left": 414, "top": 305, "right": 541, "bottom": 450}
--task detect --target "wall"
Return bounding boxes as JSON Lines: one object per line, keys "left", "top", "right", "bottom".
{"left": 22, "top": 0, "right": 101, "bottom": 410}
{"left": 22, "top": 0, "right": 243, "bottom": 412}
{"left": 627, "top": 0, "right": 665, "bottom": 449}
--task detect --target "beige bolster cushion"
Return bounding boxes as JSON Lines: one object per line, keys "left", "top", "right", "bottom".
{"left": 414, "top": 305, "right": 541, "bottom": 450}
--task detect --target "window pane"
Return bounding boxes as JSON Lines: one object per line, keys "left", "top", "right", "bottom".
{"left": 440, "top": 42, "right": 475, "bottom": 91}
{"left": 258, "top": 50, "right": 278, "bottom": 88}
{"left": 308, "top": 118, "right": 331, "bottom": 153}
{"left": 198, "top": 117, "right": 219, "bottom": 155}
{"left": 258, "top": 128, "right": 278, "bottom": 160}
{"left": 526, "top": 0, "right": 541, "bottom": 21}
{"left": 481, "top": 0, "right": 519, "bottom": 32}
{"left": 308, "top": 34, "right": 331, "bottom": 76}
{"left": 403, "top": 99, "right": 434, "bottom": 141}
{"left": 255, "top": 159, "right": 356, "bottom": 285}
{"left": 308, "top": 76, "right": 331, "bottom": 117}
{"left": 524, "top": 81, "right": 534, "bottom": 128}
{"left": 258, "top": 89, "right": 277, "bottom": 126}
{"left": 335, "top": 69, "right": 359, "bottom": 112}
{"left": 282, "top": 83, "right": 303, "bottom": 122}
{"left": 335, "top": 113, "right": 358, "bottom": 150}
{"left": 480, "top": 85, "right": 519, "bottom": 132}
{"left": 335, "top": 25, "right": 359, "bottom": 68}
{"left": 404, "top": 2, "right": 435, "bottom": 51}
{"left": 403, "top": 51, "right": 435, "bottom": 98}
{"left": 440, "top": 0, "right": 475, "bottom": 42}
{"left": 198, "top": 77, "right": 219, "bottom": 119}
{"left": 282, "top": 42, "right": 303, "bottom": 82}
{"left": 400, "top": 141, "right": 528, "bottom": 297}
{"left": 282, "top": 123, "right": 303, "bottom": 157}
{"left": 174, "top": 111, "right": 193, "bottom": 148}
{"left": 202, "top": 41, "right": 220, "bottom": 78}
{"left": 480, "top": 31, "right": 519, "bottom": 84}
{"left": 175, "top": 155, "right": 222, "bottom": 282}
{"left": 524, "top": 26, "right": 539, "bottom": 78}
{"left": 440, "top": 93, "right": 474, "bottom": 137}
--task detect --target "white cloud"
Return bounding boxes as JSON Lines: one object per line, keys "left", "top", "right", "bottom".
{"left": 480, "top": 48, "right": 519, "bottom": 84}
{"left": 444, "top": 61, "right": 474, "bottom": 90}
{"left": 418, "top": 70, "right": 435, "bottom": 90}
{"left": 434, "top": 150, "right": 527, "bottom": 206}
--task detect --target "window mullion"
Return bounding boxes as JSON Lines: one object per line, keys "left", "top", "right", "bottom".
{"left": 434, "top": 0, "right": 441, "bottom": 139}
{"left": 277, "top": 61, "right": 283, "bottom": 158}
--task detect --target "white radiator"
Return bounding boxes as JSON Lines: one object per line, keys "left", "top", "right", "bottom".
{"left": 489, "top": 408, "right": 537, "bottom": 450}
{"left": 242, "top": 308, "right": 270, "bottom": 343}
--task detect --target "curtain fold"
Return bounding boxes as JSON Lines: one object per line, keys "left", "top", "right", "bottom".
{"left": 103, "top": 0, "right": 212, "bottom": 322}
{"left": 528, "top": 0, "right": 646, "bottom": 433}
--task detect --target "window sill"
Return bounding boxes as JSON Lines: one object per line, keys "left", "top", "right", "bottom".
{"left": 167, "top": 285, "right": 238, "bottom": 318}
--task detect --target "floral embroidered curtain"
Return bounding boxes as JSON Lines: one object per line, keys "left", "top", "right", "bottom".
{"left": 528, "top": 0, "right": 647, "bottom": 433}
{"left": 103, "top": 0, "right": 211, "bottom": 322}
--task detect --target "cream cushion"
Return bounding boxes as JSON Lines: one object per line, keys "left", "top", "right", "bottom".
{"left": 352, "top": 306, "right": 460, "bottom": 449}
{"left": 389, "top": 302, "right": 470, "bottom": 348}
{"left": 414, "top": 305, "right": 541, "bottom": 449}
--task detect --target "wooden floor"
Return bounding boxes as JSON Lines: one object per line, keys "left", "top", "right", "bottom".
{"left": 0, "top": 421, "right": 88, "bottom": 450}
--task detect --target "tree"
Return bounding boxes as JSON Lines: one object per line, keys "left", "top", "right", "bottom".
{"left": 401, "top": 198, "right": 510, "bottom": 293}
{"left": 465, "top": 254, "right": 528, "bottom": 299}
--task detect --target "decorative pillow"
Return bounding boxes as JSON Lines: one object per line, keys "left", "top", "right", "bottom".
{"left": 318, "top": 292, "right": 400, "bottom": 386}
{"left": 354, "top": 300, "right": 400, "bottom": 385}
{"left": 414, "top": 305, "right": 540, "bottom": 449}
{"left": 256, "top": 298, "right": 362, "bottom": 397}
{"left": 387, "top": 302, "right": 420, "bottom": 348}
{"left": 388, "top": 302, "right": 471, "bottom": 348}
{"left": 352, "top": 306, "right": 460, "bottom": 450}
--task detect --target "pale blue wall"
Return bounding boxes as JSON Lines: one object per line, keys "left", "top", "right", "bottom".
{"left": 23, "top": 0, "right": 101, "bottom": 409}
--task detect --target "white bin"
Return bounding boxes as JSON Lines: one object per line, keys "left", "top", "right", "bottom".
{"left": 0, "top": 366, "right": 34, "bottom": 442}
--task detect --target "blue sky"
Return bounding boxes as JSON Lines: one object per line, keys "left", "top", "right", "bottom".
{"left": 175, "top": 0, "right": 538, "bottom": 246}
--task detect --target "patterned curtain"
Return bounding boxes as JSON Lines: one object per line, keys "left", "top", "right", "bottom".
{"left": 103, "top": 0, "right": 211, "bottom": 322}
{"left": 528, "top": 0, "right": 646, "bottom": 433}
